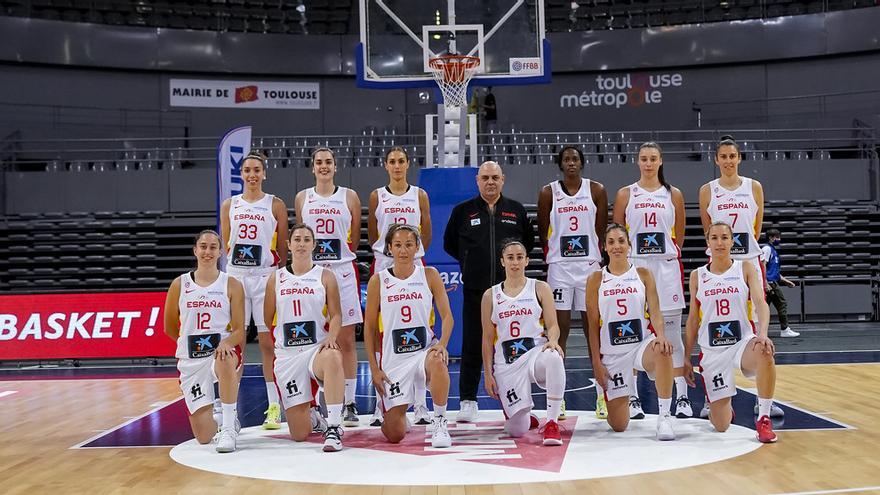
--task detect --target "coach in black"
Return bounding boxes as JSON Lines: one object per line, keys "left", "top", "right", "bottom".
{"left": 443, "top": 160, "right": 534, "bottom": 422}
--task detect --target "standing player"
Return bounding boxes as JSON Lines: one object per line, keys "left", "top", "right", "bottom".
{"left": 219, "top": 151, "right": 289, "bottom": 430}
{"left": 295, "top": 147, "right": 363, "bottom": 427}
{"left": 163, "top": 230, "right": 245, "bottom": 452}
{"left": 263, "top": 224, "right": 346, "bottom": 452}
{"left": 684, "top": 222, "right": 779, "bottom": 443}
{"left": 364, "top": 224, "right": 454, "bottom": 448}
{"left": 612, "top": 142, "right": 691, "bottom": 419}
{"left": 367, "top": 146, "right": 433, "bottom": 426}
{"left": 585, "top": 224, "right": 676, "bottom": 440}
{"left": 481, "top": 240, "right": 567, "bottom": 446}
{"left": 537, "top": 145, "right": 608, "bottom": 420}
{"left": 698, "top": 135, "right": 766, "bottom": 419}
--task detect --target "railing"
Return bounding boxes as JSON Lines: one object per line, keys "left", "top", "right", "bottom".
{"left": 0, "top": 127, "right": 875, "bottom": 172}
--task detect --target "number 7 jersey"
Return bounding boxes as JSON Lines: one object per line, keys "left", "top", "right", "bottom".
{"left": 226, "top": 194, "right": 279, "bottom": 275}
{"left": 706, "top": 178, "right": 761, "bottom": 260}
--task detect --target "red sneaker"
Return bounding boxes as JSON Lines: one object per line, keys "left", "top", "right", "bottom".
{"left": 541, "top": 420, "right": 563, "bottom": 446}
{"left": 529, "top": 413, "right": 539, "bottom": 430}
{"left": 755, "top": 415, "right": 778, "bottom": 443}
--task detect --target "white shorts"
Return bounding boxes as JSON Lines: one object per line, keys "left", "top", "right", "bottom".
{"left": 274, "top": 346, "right": 321, "bottom": 410}
{"left": 228, "top": 271, "right": 271, "bottom": 332}
{"left": 493, "top": 346, "right": 548, "bottom": 417}
{"left": 631, "top": 257, "right": 685, "bottom": 311}
{"left": 322, "top": 262, "right": 363, "bottom": 326}
{"left": 380, "top": 349, "right": 429, "bottom": 411}
{"left": 699, "top": 333, "right": 756, "bottom": 403}
{"left": 601, "top": 334, "right": 656, "bottom": 402}
{"left": 178, "top": 349, "right": 242, "bottom": 414}
{"left": 547, "top": 260, "right": 600, "bottom": 311}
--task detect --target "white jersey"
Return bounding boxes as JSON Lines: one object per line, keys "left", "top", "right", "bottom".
{"left": 490, "top": 278, "right": 547, "bottom": 366}
{"left": 226, "top": 194, "right": 279, "bottom": 275}
{"left": 300, "top": 186, "right": 356, "bottom": 265}
{"left": 706, "top": 178, "right": 761, "bottom": 259}
{"left": 625, "top": 183, "right": 679, "bottom": 259}
{"left": 176, "top": 272, "right": 232, "bottom": 360}
{"left": 272, "top": 265, "right": 328, "bottom": 356}
{"left": 598, "top": 265, "right": 651, "bottom": 355}
{"left": 695, "top": 261, "right": 755, "bottom": 350}
{"left": 372, "top": 185, "right": 424, "bottom": 270}
{"left": 378, "top": 265, "right": 435, "bottom": 368}
{"left": 546, "top": 179, "right": 601, "bottom": 264}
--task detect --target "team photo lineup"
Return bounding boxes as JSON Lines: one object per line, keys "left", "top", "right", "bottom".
{"left": 167, "top": 136, "right": 782, "bottom": 454}
{"left": 4, "top": 1, "right": 880, "bottom": 491}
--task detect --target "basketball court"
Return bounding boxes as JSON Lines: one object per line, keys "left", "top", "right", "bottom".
{"left": 2, "top": 1, "right": 880, "bottom": 493}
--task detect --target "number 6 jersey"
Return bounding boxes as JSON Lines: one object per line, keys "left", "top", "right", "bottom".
{"left": 226, "top": 194, "right": 279, "bottom": 275}
{"left": 490, "top": 278, "right": 547, "bottom": 366}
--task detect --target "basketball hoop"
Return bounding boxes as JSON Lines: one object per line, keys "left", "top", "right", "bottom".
{"left": 428, "top": 54, "right": 481, "bottom": 108}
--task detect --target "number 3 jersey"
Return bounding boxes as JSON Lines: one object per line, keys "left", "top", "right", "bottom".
{"left": 226, "top": 194, "right": 279, "bottom": 275}
{"left": 624, "top": 183, "right": 679, "bottom": 259}
{"left": 490, "top": 278, "right": 547, "bottom": 366}
{"left": 378, "top": 265, "right": 435, "bottom": 368}
{"left": 598, "top": 265, "right": 652, "bottom": 355}
{"left": 176, "top": 272, "right": 232, "bottom": 360}
{"left": 272, "top": 265, "right": 328, "bottom": 356}
{"left": 695, "top": 261, "right": 755, "bottom": 349}
{"left": 300, "top": 186, "right": 356, "bottom": 266}
{"left": 545, "top": 179, "right": 601, "bottom": 264}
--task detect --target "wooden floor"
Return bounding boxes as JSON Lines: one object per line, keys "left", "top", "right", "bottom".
{"left": 2, "top": 364, "right": 880, "bottom": 494}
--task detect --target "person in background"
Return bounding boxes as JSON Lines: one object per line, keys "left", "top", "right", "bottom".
{"left": 761, "top": 229, "right": 799, "bottom": 338}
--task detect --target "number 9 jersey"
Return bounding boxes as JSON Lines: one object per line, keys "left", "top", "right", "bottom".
{"left": 226, "top": 194, "right": 280, "bottom": 275}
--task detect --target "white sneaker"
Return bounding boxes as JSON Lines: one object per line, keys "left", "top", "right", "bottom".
{"left": 431, "top": 416, "right": 452, "bottom": 448}
{"left": 754, "top": 402, "right": 785, "bottom": 418}
{"left": 699, "top": 403, "right": 710, "bottom": 419}
{"left": 656, "top": 415, "right": 675, "bottom": 441}
{"left": 780, "top": 328, "right": 800, "bottom": 338}
{"left": 457, "top": 400, "right": 478, "bottom": 423}
{"left": 675, "top": 396, "right": 694, "bottom": 418}
{"left": 413, "top": 404, "right": 431, "bottom": 425}
{"left": 322, "top": 425, "right": 343, "bottom": 452}
{"left": 311, "top": 406, "right": 328, "bottom": 433}
{"left": 629, "top": 397, "right": 645, "bottom": 420}
{"left": 215, "top": 427, "right": 237, "bottom": 453}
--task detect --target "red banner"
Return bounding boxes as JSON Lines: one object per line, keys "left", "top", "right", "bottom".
{"left": 0, "top": 292, "right": 176, "bottom": 360}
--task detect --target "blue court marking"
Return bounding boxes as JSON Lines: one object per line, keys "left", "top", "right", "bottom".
{"left": 74, "top": 359, "right": 850, "bottom": 449}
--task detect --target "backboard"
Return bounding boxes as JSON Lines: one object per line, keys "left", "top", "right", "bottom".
{"left": 357, "top": 0, "right": 549, "bottom": 89}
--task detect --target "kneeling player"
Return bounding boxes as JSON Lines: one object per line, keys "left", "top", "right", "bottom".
{"left": 364, "top": 224, "right": 454, "bottom": 448}
{"left": 586, "top": 224, "right": 676, "bottom": 440}
{"left": 163, "top": 230, "right": 245, "bottom": 453}
{"left": 264, "top": 224, "right": 346, "bottom": 452}
{"left": 684, "top": 221, "right": 778, "bottom": 443}
{"left": 482, "top": 240, "right": 567, "bottom": 446}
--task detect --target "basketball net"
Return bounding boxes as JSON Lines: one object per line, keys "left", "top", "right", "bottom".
{"left": 428, "top": 54, "right": 480, "bottom": 108}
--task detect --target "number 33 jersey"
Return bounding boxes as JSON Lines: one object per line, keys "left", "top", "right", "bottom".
{"left": 226, "top": 194, "right": 279, "bottom": 275}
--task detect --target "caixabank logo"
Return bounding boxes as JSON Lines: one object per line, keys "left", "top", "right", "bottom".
{"left": 560, "top": 72, "right": 684, "bottom": 110}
